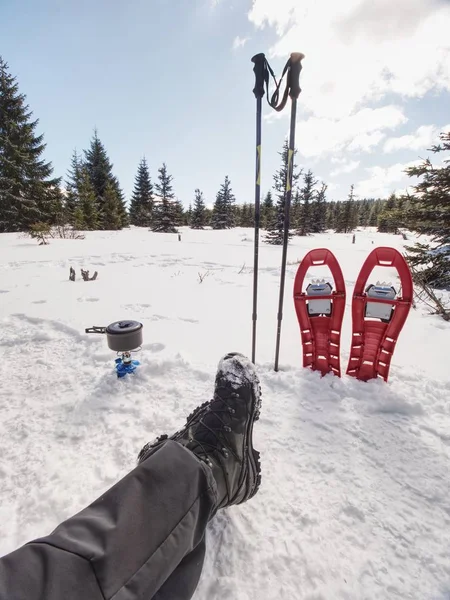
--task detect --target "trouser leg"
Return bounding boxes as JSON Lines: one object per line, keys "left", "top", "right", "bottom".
{"left": 0, "top": 440, "right": 217, "bottom": 600}
{"left": 152, "top": 538, "right": 206, "bottom": 600}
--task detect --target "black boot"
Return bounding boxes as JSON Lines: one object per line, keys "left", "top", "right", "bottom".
{"left": 138, "top": 352, "right": 262, "bottom": 510}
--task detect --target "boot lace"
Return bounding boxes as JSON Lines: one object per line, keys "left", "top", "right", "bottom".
{"left": 189, "top": 386, "right": 242, "bottom": 464}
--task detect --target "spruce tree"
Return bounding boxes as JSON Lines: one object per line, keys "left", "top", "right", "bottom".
{"left": 185, "top": 203, "right": 192, "bottom": 226}
{"left": 129, "top": 157, "right": 154, "bottom": 227}
{"left": 173, "top": 199, "right": 185, "bottom": 227}
{"left": 377, "top": 193, "right": 399, "bottom": 233}
{"left": 102, "top": 182, "right": 122, "bottom": 230}
{"left": 291, "top": 190, "right": 301, "bottom": 229}
{"left": 211, "top": 176, "right": 236, "bottom": 229}
{"left": 369, "top": 199, "right": 383, "bottom": 226}
{"left": 297, "top": 170, "right": 317, "bottom": 236}
{"left": 112, "top": 177, "right": 128, "bottom": 227}
{"left": 358, "top": 198, "right": 372, "bottom": 227}
{"left": 265, "top": 139, "right": 300, "bottom": 244}
{"left": 261, "top": 190, "right": 274, "bottom": 229}
{"left": 336, "top": 184, "right": 358, "bottom": 233}
{"left": 239, "top": 203, "right": 254, "bottom": 227}
{"left": 405, "top": 131, "right": 450, "bottom": 288}
{"left": 191, "top": 189, "right": 206, "bottom": 229}
{"left": 152, "top": 163, "right": 177, "bottom": 233}
{"left": 0, "top": 57, "right": 61, "bottom": 232}
{"left": 83, "top": 130, "right": 126, "bottom": 229}
{"left": 65, "top": 149, "right": 83, "bottom": 225}
{"left": 311, "top": 182, "right": 327, "bottom": 233}
{"left": 326, "top": 201, "right": 336, "bottom": 229}
{"left": 76, "top": 168, "right": 99, "bottom": 230}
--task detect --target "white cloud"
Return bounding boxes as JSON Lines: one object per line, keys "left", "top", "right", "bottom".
{"left": 384, "top": 124, "right": 450, "bottom": 153}
{"left": 330, "top": 160, "right": 360, "bottom": 177}
{"left": 248, "top": 0, "right": 450, "bottom": 120}
{"left": 295, "top": 105, "right": 406, "bottom": 158}
{"left": 354, "top": 160, "right": 420, "bottom": 197}
{"left": 232, "top": 36, "right": 250, "bottom": 50}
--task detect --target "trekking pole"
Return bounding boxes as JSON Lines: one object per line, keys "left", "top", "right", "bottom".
{"left": 251, "top": 53, "right": 266, "bottom": 364}
{"left": 274, "top": 52, "right": 305, "bottom": 372}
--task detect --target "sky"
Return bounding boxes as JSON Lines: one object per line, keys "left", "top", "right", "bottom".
{"left": 1, "top": 0, "right": 450, "bottom": 207}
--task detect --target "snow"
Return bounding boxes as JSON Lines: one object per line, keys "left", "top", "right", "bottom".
{"left": 1, "top": 227, "right": 450, "bottom": 599}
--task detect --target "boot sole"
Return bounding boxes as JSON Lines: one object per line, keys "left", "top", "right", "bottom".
{"left": 236, "top": 373, "right": 262, "bottom": 504}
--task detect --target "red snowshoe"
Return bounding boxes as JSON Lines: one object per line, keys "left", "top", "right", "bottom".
{"left": 347, "top": 247, "right": 413, "bottom": 382}
{"left": 293, "top": 249, "right": 346, "bottom": 377}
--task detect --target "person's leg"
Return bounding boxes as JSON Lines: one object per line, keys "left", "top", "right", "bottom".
{"left": 152, "top": 540, "right": 206, "bottom": 600}
{"left": 0, "top": 440, "right": 216, "bottom": 600}
{"left": 0, "top": 352, "right": 262, "bottom": 600}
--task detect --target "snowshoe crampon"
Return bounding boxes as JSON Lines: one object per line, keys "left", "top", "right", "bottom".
{"left": 347, "top": 247, "right": 413, "bottom": 382}
{"left": 293, "top": 248, "right": 346, "bottom": 377}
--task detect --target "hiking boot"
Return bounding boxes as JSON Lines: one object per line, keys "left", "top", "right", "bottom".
{"left": 138, "top": 352, "right": 262, "bottom": 510}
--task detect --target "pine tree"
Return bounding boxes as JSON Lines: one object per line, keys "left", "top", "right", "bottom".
{"left": 83, "top": 130, "right": 126, "bottom": 229}
{"left": 291, "top": 190, "right": 301, "bottom": 229}
{"left": 405, "top": 131, "right": 450, "bottom": 288}
{"left": 191, "top": 189, "right": 206, "bottom": 229}
{"left": 173, "top": 199, "right": 185, "bottom": 227}
{"left": 185, "top": 203, "right": 192, "bottom": 226}
{"left": 112, "top": 176, "right": 129, "bottom": 228}
{"left": 336, "top": 184, "right": 358, "bottom": 233}
{"left": 310, "top": 182, "right": 327, "bottom": 233}
{"left": 211, "top": 176, "right": 236, "bottom": 229}
{"left": 239, "top": 203, "right": 254, "bottom": 227}
{"left": 152, "top": 163, "right": 177, "bottom": 233}
{"left": 129, "top": 157, "right": 154, "bottom": 227}
{"left": 378, "top": 193, "right": 399, "bottom": 233}
{"left": 369, "top": 199, "right": 383, "bottom": 226}
{"left": 204, "top": 207, "right": 213, "bottom": 227}
{"left": 297, "top": 170, "right": 317, "bottom": 236}
{"left": 102, "top": 181, "right": 122, "bottom": 230}
{"left": 65, "top": 149, "right": 83, "bottom": 225}
{"left": 261, "top": 190, "right": 275, "bottom": 229}
{"left": 77, "top": 168, "right": 99, "bottom": 230}
{"left": 265, "top": 139, "right": 300, "bottom": 245}
{"left": 358, "top": 198, "right": 372, "bottom": 227}
{"left": 0, "top": 57, "right": 61, "bottom": 232}
{"left": 326, "top": 201, "right": 336, "bottom": 229}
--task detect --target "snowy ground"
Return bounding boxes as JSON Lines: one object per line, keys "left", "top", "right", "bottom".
{"left": 0, "top": 227, "right": 449, "bottom": 599}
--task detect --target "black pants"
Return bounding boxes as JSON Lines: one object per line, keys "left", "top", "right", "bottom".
{"left": 0, "top": 441, "right": 218, "bottom": 600}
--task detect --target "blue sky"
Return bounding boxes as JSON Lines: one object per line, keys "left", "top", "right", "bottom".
{"left": 2, "top": 0, "right": 449, "bottom": 206}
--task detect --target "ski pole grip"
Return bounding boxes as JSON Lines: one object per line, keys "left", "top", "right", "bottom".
{"left": 251, "top": 53, "right": 266, "bottom": 99}
{"left": 289, "top": 52, "right": 304, "bottom": 99}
